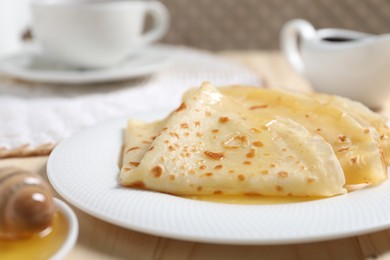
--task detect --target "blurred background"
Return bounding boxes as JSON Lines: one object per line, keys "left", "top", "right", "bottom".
{"left": 160, "top": 0, "right": 390, "bottom": 50}
{"left": 2, "top": 0, "right": 390, "bottom": 56}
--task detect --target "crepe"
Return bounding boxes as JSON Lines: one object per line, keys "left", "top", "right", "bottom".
{"left": 120, "top": 119, "right": 162, "bottom": 173}
{"left": 120, "top": 83, "right": 346, "bottom": 197}
{"left": 310, "top": 93, "right": 390, "bottom": 165}
{"left": 220, "top": 86, "right": 388, "bottom": 186}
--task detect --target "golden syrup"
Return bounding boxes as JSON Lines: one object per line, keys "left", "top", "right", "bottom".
{"left": 184, "top": 194, "right": 322, "bottom": 205}
{"left": 118, "top": 143, "right": 125, "bottom": 168}
{"left": 0, "top": 210, "right": 69, "bottom": 260}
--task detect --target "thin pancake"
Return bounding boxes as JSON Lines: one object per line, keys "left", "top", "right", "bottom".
{"left": 120, "top": 83, "right": 346, "bottom": 197}
{"left": 310, "top": 92, "right": 390, "bottom": 165}
{"left": 220, "top": 86, "right": 387, "bottom": 185}
{"left": 121, "top": 120, "right": 162, "bottom": 172}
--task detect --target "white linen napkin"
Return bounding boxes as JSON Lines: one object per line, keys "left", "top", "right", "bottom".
{"left": 0, "top": 46, "right": 261, "bottom": 157}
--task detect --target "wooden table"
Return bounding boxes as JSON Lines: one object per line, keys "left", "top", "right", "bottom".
{"left": 1, "top": 51, "right": 390, "bottom": 260}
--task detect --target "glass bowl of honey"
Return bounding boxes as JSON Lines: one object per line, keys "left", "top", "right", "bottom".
{"left": 0, "top": 198, "right": 79, "bottom": 260}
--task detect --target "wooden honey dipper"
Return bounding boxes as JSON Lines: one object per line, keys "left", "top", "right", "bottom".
{"left": 0, "top": 167, "right": 55, "bottom": 239}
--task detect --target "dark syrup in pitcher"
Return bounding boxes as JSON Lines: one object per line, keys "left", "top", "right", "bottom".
{"left": 322, "top": 37, "right": 355, "bottom": 42}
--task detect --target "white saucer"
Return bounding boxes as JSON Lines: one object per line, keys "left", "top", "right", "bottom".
{"left": 0, "top": 44, "right": 176, "bottom": 84}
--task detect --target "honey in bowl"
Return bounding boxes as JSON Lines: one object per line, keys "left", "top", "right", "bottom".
{"left": 0, "top": 209, "right": 69, "bottom": 260}
{"left": 0, "top": 168, "right": 78, "bottom": 259}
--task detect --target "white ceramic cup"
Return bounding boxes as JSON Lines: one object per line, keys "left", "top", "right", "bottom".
{"left": 31, "top": 0, "right": 170, "bottom": 69}
{"left": 0, "top": 0, "right": 31, "bottom": 58}
{"left": 281, "top": 19, "right": 390, "bottom": 108}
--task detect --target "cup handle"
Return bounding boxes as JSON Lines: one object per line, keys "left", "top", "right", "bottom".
{"left": 138, "top": 1, "right": 170, "bottom": 45}
{"left": 280, "top": 19, "right": 316, "bottom": 74}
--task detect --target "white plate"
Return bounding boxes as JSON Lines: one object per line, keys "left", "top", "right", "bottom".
{"left": 47, "top": 110, "right": 390, "bottom": 245}
{"left": 0, "top": 44, "right": 175, "bottom": 84}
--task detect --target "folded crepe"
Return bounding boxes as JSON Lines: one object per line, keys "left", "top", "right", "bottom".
{"left": 220, "top": 86, "right": 388, "bottom": 186}
{"left": 310, "top": 92, "right": 390, "bottom": 165}
{"left": 120, "top": 83, "right": 347, "bottom": 197}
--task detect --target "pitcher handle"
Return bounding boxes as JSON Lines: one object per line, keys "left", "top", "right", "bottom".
{"left": 281, "top": 19, "right": 315, "bottom": 74}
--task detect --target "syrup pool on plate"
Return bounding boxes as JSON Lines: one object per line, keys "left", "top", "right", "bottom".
{"left": 184, "top": 194, "right": 322, "bottom": 205}
{"left": 0, "top": 210, "right": 69, "bottom": 260}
